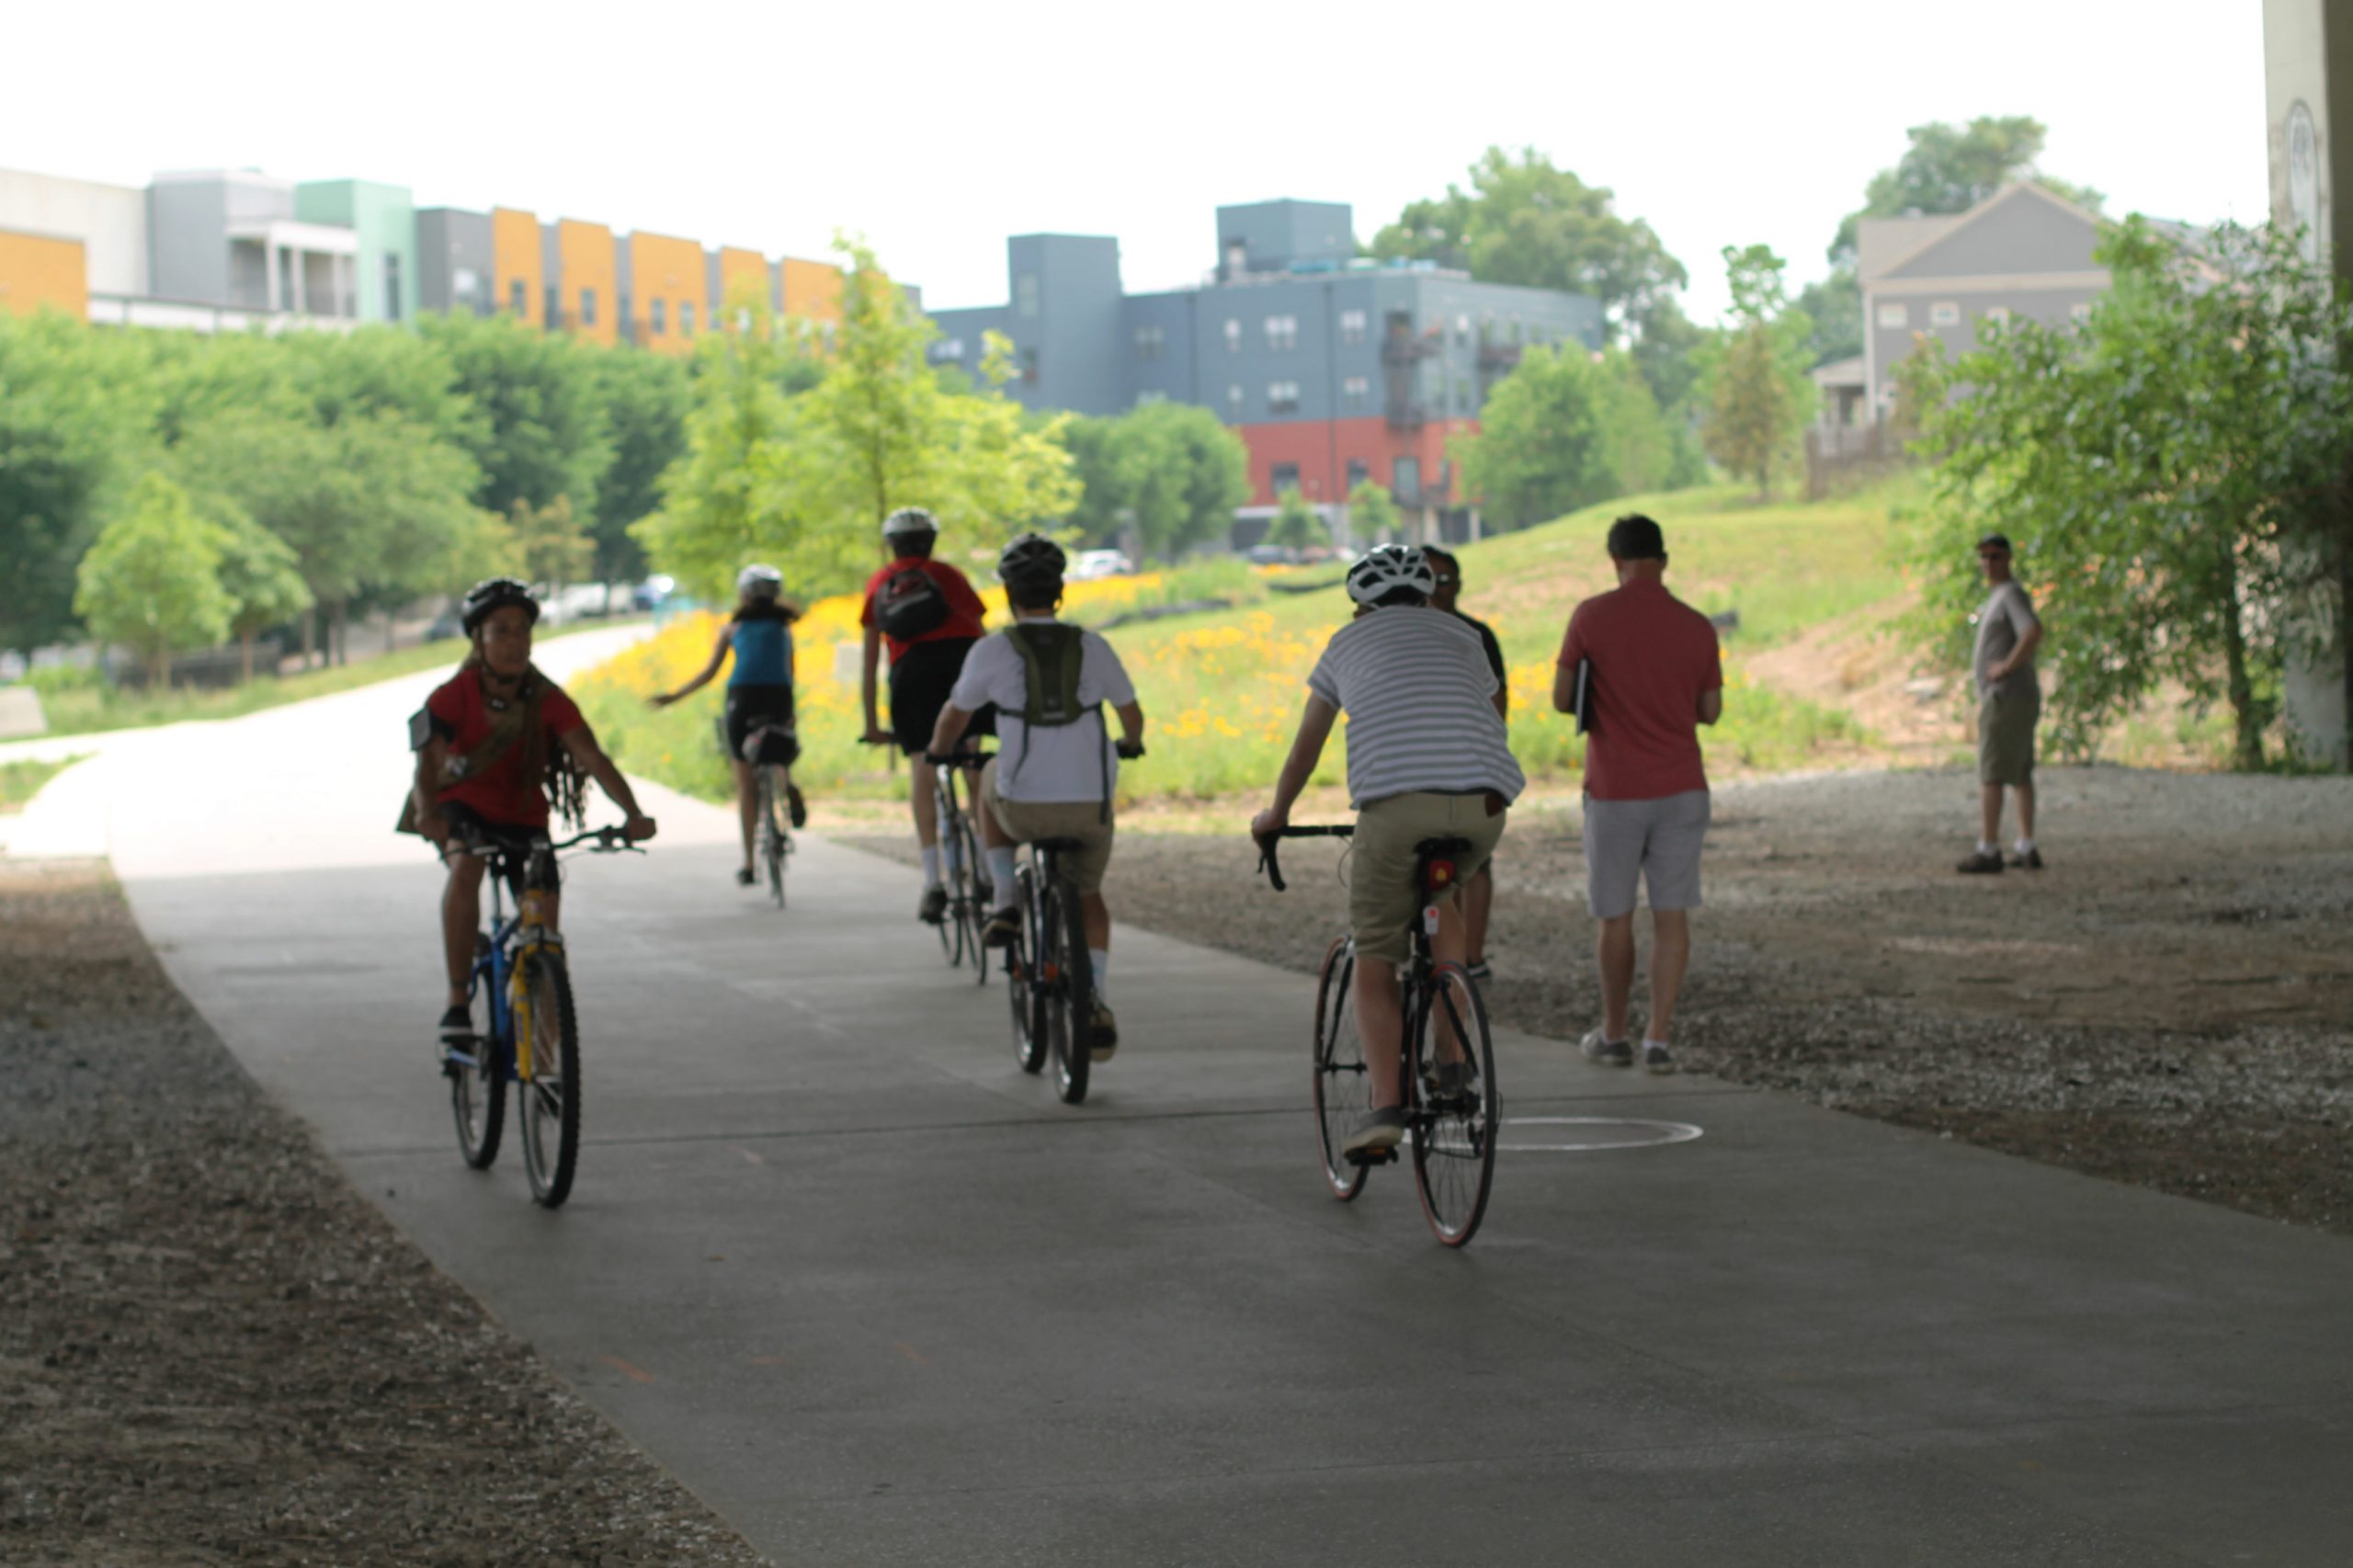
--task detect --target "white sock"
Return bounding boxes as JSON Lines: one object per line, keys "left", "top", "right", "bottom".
{"left": 940, "top": 837, "right": 961, "bottom": 879}
{"left": 1089, "top": 949, "right": 1110, "bottom": 1001}
{"left": 1643, "top": 1037, "right": 1670, "bottom": 1051}
{"left": 987, "top": 847, "right": 1018, "bottom": 910}
{"left": 920, "top": 846, "right": 940, "bottom": 886}
{"left": 1976, "top": 840, "right": 1997, "bottom": 856}
{"left": 2015, "top": 836, "right": 2036, "bottom": 855}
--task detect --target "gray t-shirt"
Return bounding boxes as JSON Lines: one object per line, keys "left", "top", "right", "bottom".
{"left": 1972, "top": 580, "right": 2040, "bottom": 699}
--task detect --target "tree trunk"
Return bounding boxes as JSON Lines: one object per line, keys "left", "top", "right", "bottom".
{"left": 301, "top": 608, "right": 316, "bottom": 670}
{"left": 2338, "top": 528, "right": 2353, "bottom": 772}
{"left": 332, "top": 605, "right": 347, "bottom": 667}
{"left": 240, "top": 627, "right": 256, "bottom": 683}
{"left": 149, "top": 649, "right": 169, "bottom": 691}
{"left": 2221, "top": 550, "right": 2265, "bottom": 771}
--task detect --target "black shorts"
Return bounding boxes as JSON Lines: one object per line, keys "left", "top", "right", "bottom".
{"left": 441, "top": 802, "right": 560, "bottom": 894}
{"left": 889, "top": 637, "right": 995, "bottom": 755}
{"left": 724, "top": 684, "right": 794, "bottom": 758}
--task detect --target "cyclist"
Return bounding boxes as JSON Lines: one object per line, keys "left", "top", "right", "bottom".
{"left": 1422, "top": 545, "right": 1507, "bottom": 983}
{"left": 928, "top": 533, "right": 1144, "bottom": 1056}
{"left": 407, "top": 578, "right": 656, "bottom": 1052}
{"left": 859, "top": 506, "right": 994, "bottom": 924}
{"left": 1250, "top": 545, "right": 1523, "bottom": 1157}
{"left": 650, "top": 563, "right": 805, "bottom": 886}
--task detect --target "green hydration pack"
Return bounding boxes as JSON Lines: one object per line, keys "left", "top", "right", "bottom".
{"left": 1005, "top": 620, "right": 1111, "bottom": 821}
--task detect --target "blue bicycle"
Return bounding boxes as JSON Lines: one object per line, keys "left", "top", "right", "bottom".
{"left": 444, "top": 824, "right": 642, "bottom": 1208}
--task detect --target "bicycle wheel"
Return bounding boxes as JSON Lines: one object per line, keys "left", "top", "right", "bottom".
{"left": 1050, "top": 869, "right": 1093, "bottom": 1106}
{"left": 759, "top": 773, "right": 787, "bottom": 908}
{"left": 1311, "top": 935, "right": 1370, "bottom": 1200}
{"left": 956, "top": 812, "right": 988, "bottom": 985}
{"left": 1409, "top": 962, "right": 1498, "bottom": 1247}
{"left": 1007, "top": 867, "right": 1046, "bottom": 1074}
{"left": 449, "top": 981, "right": 504, "bottom": 1170}
{"left": 517, "top": 948, "right": 583, "bottom": 1210}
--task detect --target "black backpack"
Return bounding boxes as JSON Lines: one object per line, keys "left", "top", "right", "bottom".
{"left": 1005, "top": 621, "right": 1112, "bottom": 819}
{"left": 873, "top": 564, "right": 949, "bottom": 641}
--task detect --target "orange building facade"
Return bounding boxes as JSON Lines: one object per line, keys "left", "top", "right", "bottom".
{"left": 0, "top": 229, "right": 87, "bottom": 318}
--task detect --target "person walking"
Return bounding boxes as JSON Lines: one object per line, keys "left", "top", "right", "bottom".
{"left": 1552, "top": 515, "right": 1722, "bottom": 1074}
{"left": 1958, "top": 532, "right": 2044, "bottom": 873}
{"left": 1422, "top": 546, "right": 1506, "bottom": 983}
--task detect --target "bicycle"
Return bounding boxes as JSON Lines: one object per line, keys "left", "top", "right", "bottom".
{"left": 1000, "top": 832, "right": 1101, "bottom": 1104}
{"left": 442, "top": 824, "right": 644, "bottom": 1209}
{"left": 1256, "top": 824, "right": 1499, "bottom": 1247}
{"left": 929, "top": 745, "right": 994, "bottom": 982}
{"left": 721, "top": 716, "right": 798, "bottom": 908}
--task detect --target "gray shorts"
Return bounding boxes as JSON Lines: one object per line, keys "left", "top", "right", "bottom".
{"left": 1582, "top": 790, "right": 1711, "bottom": 919}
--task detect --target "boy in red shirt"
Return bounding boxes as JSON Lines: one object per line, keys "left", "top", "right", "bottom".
{"left": 409, "top": 578, "right": 656, "bottom": 1052}
{"left": 858, "top": 507, "right": 994, "bottom": 923}
{"left": 1552, "top": 515, "right": 1722, "bottom": 1074}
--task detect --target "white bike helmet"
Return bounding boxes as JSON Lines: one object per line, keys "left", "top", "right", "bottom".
{"left": 1345, "top": 544, "right": 1436, "bottom": 607}
{"left": 737, "top": 563, "right": 783, "bottom": 600}
{"left": 881, "top": 506, "right": 939, "bottom": 540}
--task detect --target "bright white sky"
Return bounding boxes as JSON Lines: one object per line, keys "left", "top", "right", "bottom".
{"left": 13, "top": 0, "right": 2267, "bottom": 326}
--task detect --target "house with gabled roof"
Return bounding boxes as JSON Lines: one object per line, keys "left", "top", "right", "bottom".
{"left": 1857, "top": 181, "right": 2109, "bottom": 419}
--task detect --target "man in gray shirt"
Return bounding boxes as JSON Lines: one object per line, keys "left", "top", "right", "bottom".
{"left": 1959, "top": 532, "right": 2044, "bottom": 873}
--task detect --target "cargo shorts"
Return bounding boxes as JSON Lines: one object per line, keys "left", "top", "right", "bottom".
{"left": 1581, "top": 789, "right": 1710, "bottom": 920}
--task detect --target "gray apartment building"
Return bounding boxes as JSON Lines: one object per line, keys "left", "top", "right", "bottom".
{"left": 926, "top": 199, "right": 1605, "bottom": 527}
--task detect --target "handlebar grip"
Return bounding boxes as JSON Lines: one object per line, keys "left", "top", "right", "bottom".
{"left": 1255, "top": 835, "right": 1288, "bottom": 893}
{"left": 1115, "top": 740, "right": 1145, "bottom": 760}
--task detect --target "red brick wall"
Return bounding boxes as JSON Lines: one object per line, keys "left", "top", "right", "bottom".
{"left": 1234, "top": 417, "right": 1480, "bottom": 506}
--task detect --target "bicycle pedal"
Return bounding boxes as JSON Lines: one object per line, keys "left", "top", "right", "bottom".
{"left": 1346, "top": 1147, "right": 1398, "bottom": 1167}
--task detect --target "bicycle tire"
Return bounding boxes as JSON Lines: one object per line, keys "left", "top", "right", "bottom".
{"left": 1051, "top": 868, "right": 1093, "bottom": 1105}
{"left": 1310, "top": 935, "right": 1370, "bottom": 1200}
{"left": 1409, "top": 961, "right": 1497, "bottom": 1247}
{"left": 1008, "top": 867, "right": 1046, "bottom": 1074}
{"left": 759, "top": 772, "right": 788, "bottom": 908}
{"left": 449, "top": 986, "right": 504, "bottom": 1170}
{"left": 517, "top": 948, "right": 583, "bottom": 1210}
{"left": 956, "top": 812, "right": 988, "bottom": 984}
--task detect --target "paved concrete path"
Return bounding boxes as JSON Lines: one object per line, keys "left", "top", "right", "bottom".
{"left": 16, "top": 642, "right": 2353, "bottom": 1565}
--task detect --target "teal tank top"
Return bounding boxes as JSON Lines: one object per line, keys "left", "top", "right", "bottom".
{"left": 729, "top": 615, "right": 792, "bottom": 687}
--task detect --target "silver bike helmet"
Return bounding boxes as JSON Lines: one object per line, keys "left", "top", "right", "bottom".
{"left": 881, "top": 506, "right": 939, "bottom": 540}
{"left": 737, "top": 563, "right": 783, "bottom": 600}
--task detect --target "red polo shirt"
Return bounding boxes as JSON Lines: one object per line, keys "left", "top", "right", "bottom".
{"left": 1557, "top": 577, "right": 1722, "bottom": 801}
{"left": 859, "top": 558, "right": 989, "bottom": 664}
{"left": 424, "top": 668, "right": 585, "bottom": 828}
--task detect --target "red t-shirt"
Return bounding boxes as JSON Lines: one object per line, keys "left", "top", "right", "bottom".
{"left": 859, "top": 557, "right": 989, "bottom": 663}
{"left": 424, "top": 668, "right": 585, "bottom": 828}
{"left": 1557, "top": 578, "right": 1722, "bottom": 801}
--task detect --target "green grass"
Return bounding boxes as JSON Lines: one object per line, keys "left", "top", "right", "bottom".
{"left": 0, "top": 754, "right": 86, "bottom": 813}
{"left": 18, "top": 619, "right": 648, "bottom": 739}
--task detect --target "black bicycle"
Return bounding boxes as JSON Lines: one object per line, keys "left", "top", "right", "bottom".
{"left": 1257, "top": 824, "right": 1499, "bottom": 1247}
{"left": 442, "top": 824, "right": 644, "bottom": 1209}
{"left": 721, "top": 716, "right": 798, "bottom": 908}
{"left": 930, "top": 746, "right": 994, "bottom": 982}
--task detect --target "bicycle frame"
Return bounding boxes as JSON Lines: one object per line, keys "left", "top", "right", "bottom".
{"left": 453, "top": 827, "right": 627, "bottom": 1082}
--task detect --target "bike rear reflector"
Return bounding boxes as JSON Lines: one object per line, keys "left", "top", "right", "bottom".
{"left": 1427, "top": 858, "right": 1458, "bottom": 891}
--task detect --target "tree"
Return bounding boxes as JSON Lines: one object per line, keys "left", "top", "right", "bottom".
{"left": 1345, "top": 478, "right": 1401, "bottom": 545}
{"left": 1268, "top": 485, "right": 1326, "bottom": 551}
{"left": 74, "top": 472, "right": 233, "bottom": 687}
{"left": 1371, "top": 147, "right": 1688, "bottom": 335}
{"left": 589, "top": 346, "right": 691, "bottom": 586}
{"left": 1911, "top": 220, "right": 2353, "bottom": 770}
{"left": 1453, "top": 344, "right": 1618, "bottom": 529}
{"left": 1063, "top": 403, "right": 1250, "bottom": 559}
{"left": 206, "top": 503, "right": 313, "bottom": 680}
{"left": 508, "top": 495, "right": 596, "bottom": 592}
{"left": 418, "top": 312, "right": 611, "bottom": 523}
{"left": 1699, "top": 246, "right": 1816, "bottom": 499}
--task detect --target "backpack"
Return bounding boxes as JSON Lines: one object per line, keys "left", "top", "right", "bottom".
{"left": 1005, "top": 621, "right": 1112, "bottom": 819}
{"left": 873, "top": 563, "right": 949, "bottom": 642}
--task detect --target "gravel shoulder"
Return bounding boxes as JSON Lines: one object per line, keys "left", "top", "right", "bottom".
{"left": 0, "top": 859, "right": 768, "bottom": 1568}
{"left": 852, "top": 765, "right": 2353, "bottom": 1235}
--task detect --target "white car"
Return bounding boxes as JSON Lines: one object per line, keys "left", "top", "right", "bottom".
{"left": 1069, "top": 549, "right": 1134, "bottom": 581}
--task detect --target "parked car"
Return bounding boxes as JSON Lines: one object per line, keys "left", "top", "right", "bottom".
{"left": 425, "top": 605, "right": 466, "bottom": 642}
{"left": 1070, "top": 549, "right": 1134, "bottom": 581}
{"left": 632, "top": 574, "right": 676, "bottom": 612}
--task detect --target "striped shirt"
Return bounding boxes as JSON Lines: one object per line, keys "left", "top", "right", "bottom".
{"left": 1306, "top": 607, "right": 1527, "bottom": 808}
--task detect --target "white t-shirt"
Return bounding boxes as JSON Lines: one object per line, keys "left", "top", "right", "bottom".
{"left": 1306, "top": 606, "right": 1526, "bottom": 809}
{"left": 1972, "top": 580, "right": 2040, "bottom": 699}
{"left": 949, "top": 619, "right": 1138, "bottom": 803}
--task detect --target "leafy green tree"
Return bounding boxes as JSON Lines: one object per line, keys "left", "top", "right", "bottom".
{"left": 1063, "top": 403, "right": 1249, "bottom": 559}
{"left": 206, "top": 502, "right": 313, "bottom": 680}
{"left": 1268, "top": 484, "right": 1326, "bottom": 551}
{"left": 1345, "top": 478, "right": 1401, "bottom": 545}
{"left": 1370, "top": 147, "right": 1688, "bottom": 334}
{"left": 1914, "top": 219, "right": 2353, "bottom": 770}
{"left": 74, "top": 472, "right": 233, "bottom": 687}
{"left": 1453, "top": 344, "right": 1618, "bottom": 529}
{"left": 589, "top": 346, "right": 691, "bottom": 584}
{"left": 1699, "top": 246, "right": 1816, "bottom": 499}
{"left": 418, "top": 312, "right": 610, "bottom": 521}
{"left": 508, "top": 495, "right": 596, "bottom": 592}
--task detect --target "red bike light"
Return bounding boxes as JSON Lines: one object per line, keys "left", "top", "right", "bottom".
{"left": 1427, "top": 858, "right": 1457, "bottom": 891}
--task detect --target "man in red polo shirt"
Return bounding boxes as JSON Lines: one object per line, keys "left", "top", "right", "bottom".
{"left": 858, "top": 506, "right": 995, "bottom": 922}
{"left": 1552, "top": 514, "right": 1723, "bottom": 1074}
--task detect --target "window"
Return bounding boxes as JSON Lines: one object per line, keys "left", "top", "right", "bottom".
{"left": 680, "top": 301, "right": 696, "bottom": 337}
{"left": 1223, "top": 318, "right": 1242, "bottom": 353}
{"left": 1265, "top": 313, "right": 1298, "bottom": 351}
{"left": 1016, "top": 272, "right": 1040, "bottom": 319}
{"left": 1984, "top": 305, "right": 2011, "bottom": 328}
{"left": 382, "top": 254, "right": 403, "bottom": 322}
{"left": 651, "top": 298, "right": 667, "bottom": 334}
{"left": 579, "top": 287, "right": 597, "bottom": 327}
{"left": 1134, "top": 324, "right": 1165, "bottom": 361}
{"left": 1393, "top": 456, "right": 1421, "bottom": 500}
{"left": 1136, "top": 390, "right": 1167, "bottom": 407}
{"left": 544, "top": 285, "right": 560, "bottom": 325}
{"left": 1270, "top": 462, "right": 1302, "bottom": 494}
{"left": 1340, "top": 308, "right": 1367, "bottom": 345}
{"left": 1267, "top": 380, "right": 1301, "bottom": 415}
{"left": 1226, "top": 382, "right": 1245, "bottom": 416}
{"left": 1341, "top": 375, "right": 1370, "bottom": 412}
{"left": 452, "top": 266, "right": 480, "bottom": 302}
{"left": 934, "top": 336, "right": 967, "bottom": 361}
{"left": 1452, "top": 376, "right": 1471, "bottom": 413}
{"left": 1019, "top": 347, "right": 1039, "bottom": 383}
{"left": 1346, "top": 459, "right": 1370, "bottom": 491}
{"left": 510, "top": 278, "right": 528, "bottom": 316}
{"left": 1455, "top": 312, "right": 1471, "bottom": 345}
{"left": 1876, "top": 301, "right": 1908, "bottom": 328}
{"left": 1930, "top": 301, "right": 1960, "bottom": 326}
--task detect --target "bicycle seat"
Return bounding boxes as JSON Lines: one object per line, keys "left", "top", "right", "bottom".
{"left": 1031, "top": 836, "right": 1086, "bottom": 854}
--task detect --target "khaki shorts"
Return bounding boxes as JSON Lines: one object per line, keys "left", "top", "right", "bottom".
{"left": 1349, "top": 791, "right": 1506, "bottom": 965}
{"left": 1582, "top": 790, "right": 1710, "bottom": 920}
{"left": 979, "top": 758, "right": 1114, "bottom": 894}
{"left": 1978, "top": 687, "right": 2039, "bottom": 786}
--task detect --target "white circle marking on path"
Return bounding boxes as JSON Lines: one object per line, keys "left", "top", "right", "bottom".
{"left": 1495, "top": 1116, "right": 1704, "bottom": 1153}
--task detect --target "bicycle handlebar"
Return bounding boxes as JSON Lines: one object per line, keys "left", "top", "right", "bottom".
{"left": 1253, "top": 824, "right": 1353, "bottom": 892}
{"left": 452, "top": 824, "right": 646, "bottom": 861}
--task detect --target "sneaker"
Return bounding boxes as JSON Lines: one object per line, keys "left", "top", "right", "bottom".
{"left": 736, "top": 867, "right": 756, "bottom": 887}
{"left": 1431, "top": 1059, "right": 1478, "bottom": 1102}
{"left": 1580, "top": 1028, "right": 1633, "bottom": 1067}
{"left": 2006, "top": 847, "right": 2044, "bottom": 869}
{"left": 1956, "top": 850, "right": 2005, "bottom": 874}
{"left": 438, "top": 1006, "right": 472, "bottom": 1074}
{"left": 982, "top": 907, "right": 1021, "bottom": 949}
{"left": 1343, "top": 1106, "right": 1407, "bottom": 1157}
{"left": 918, "top": 884, "right": 949, "bottom": 924}
{"left": 786, "top": 784, "right": 807, "bottom": 829}
{"left": 1463, "top": 959, "right": 1494, "bottom": 983}
{"left": 1088, "top": 1001, "right": 1120, "bottom": 1062}
{"left": 1642, "top": 1041, "right": 1675, "bottom": 1075}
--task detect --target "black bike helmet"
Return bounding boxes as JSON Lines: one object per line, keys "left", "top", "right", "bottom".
{"left": 460, "top": 577, "right": 540, "bottom": 634}
{"left": 996, "top": 532, "right": 1068, "bottom": 593}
